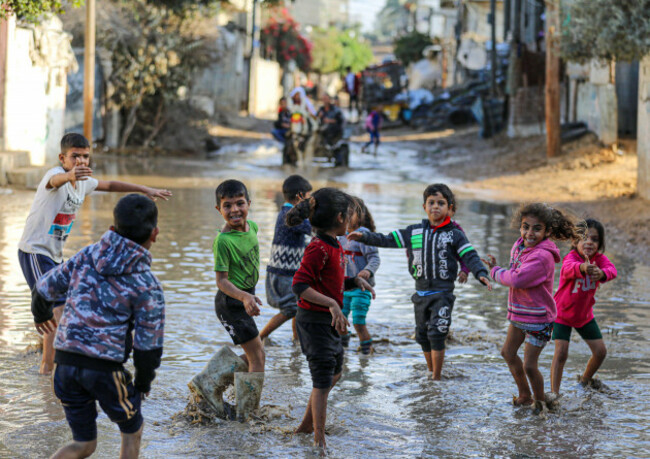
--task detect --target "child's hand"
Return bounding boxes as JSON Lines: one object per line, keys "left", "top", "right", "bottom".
{"left": 243, "top": 293, "right": 262, "bottom": 317}
{"left": 586, "top": 264, "right": 604, "bottom": 281}
{"left": 144, "top": 187, "right": 172, "bottom": 201}
{"left": 347, "top": 231, "right": 363, "bottom": 241}
{"left": 68, "top": 165, "right": 93, "bottom": 182}
{"left": 34, "top": 317, "right": 58, "bottom": 335}
{"left": 329, "top": 302, "right": 349, "bottom": 335}
{"left": 479, "top": 276, "right": 493, "bottom": 291}
{"left": 481, "top": 254, "right": 497, "bottom": 270}
{"left": 457, "top": 271, "right": 468, "bottom": 283}
{"left": 355, "top": 276, "right": 376, "bottom": 299}
{"left": 358, "top": 269, "right": 371, "bottom": 280}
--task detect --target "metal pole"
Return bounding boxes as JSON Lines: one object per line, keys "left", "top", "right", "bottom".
{"left": 247, "top": 0, "right": 258, "bottom": 115}
{"left": 545, "top": 0, "right": 561, "bottom": 157}
{"left": 504, "top": 0, "right": 511, "bottom": 41}
{"left": 83, "top": 0, "right": 95, "bottom": 143}
{"left": 490, "top": 0, "right": 497, "bottom": 95}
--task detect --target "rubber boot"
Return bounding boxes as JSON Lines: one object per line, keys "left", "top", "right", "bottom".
{"left": 234, "top": 372, "right": 264, "bottom": 422}
{"left": 188, "top": 346, "right": 248, "bottom": 418}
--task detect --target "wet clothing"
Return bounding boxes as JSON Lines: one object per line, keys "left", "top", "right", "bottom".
{"left": 213, "top": 221, "right": 260, "bottom": 291}
{"left": 552, "top": 318, "right": 603, "bottom": 341}
{"left": 295, "top": 311, "right": 344, "bottom": 389}
{"left": 554, "top": 250, "right": 617, "bottom": 329}
{"left": 342, "top": 289, "right": 373, "bottom": 325}
{"left": 18, "top": 166, "right": 98, "bottom": 263}
{"left": 267, "top": 205, "right": 311, "bottom": 277}
{"left": 491, "top": 238, "right": 561, "bottom": 324}
{"left": 412, "top": 291, "right": 456, "bottom": 352}
{"left": 338, "top": 227, "right": 380, "bottom": 287}
{"left": 33, "top": 230, "right": 165, "bottom": 393}
{"left": 53, "top": 364, "right": 143, "bottom": 442}
{"left": 214, "top": 288, "right": 259, "bottom": 345}
{"left": 511, "top": 321, "right": 554, "bottom": 348}
{"left": 18, "top": 250, "right": 66, "bottom": 305}
{"left": 358, "top": 217, "right": 488, "bottom": 293}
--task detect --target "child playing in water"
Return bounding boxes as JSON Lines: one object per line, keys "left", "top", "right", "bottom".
{"left": 483, "top": 203, "right": 576, "bottom": 410}
{"left": 450, "top": 204, "right": 470, "bottom": 285}
{"left": 18, "top": 133, "right": 171, "bottom": 374}
{"left": 31, "top": 194, "right": 165, "bottom": 459}
{"left": 338, "top": 197, "right": 380, "bottom": 354}
{"left": 348, "top": 184, "right": 491, "bottom": 380}
{"left": 550, "top": 219, "right": 617, "bottom": 394}
{"left": 288, "top": 188, "right": 374, "bottom": 451}
{"left": 260, "top": 175, "right": 313, "bottom": 342}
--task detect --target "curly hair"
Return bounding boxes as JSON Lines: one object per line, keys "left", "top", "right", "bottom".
{"left": 574, "top": 218, "right": 606, "bottom": 253}
{"left": 350, "top": 197, "right": 376, "bottom": 232}
{"left": 286, "top": 187, "right": 354, "bottom": 231}
{"left": 513, "top": 203, "right": 578, "bottom": 242}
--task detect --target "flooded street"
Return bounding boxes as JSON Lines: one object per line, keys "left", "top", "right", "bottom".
{"left": 1, "top": 142, "right": 649, "bottom": 458}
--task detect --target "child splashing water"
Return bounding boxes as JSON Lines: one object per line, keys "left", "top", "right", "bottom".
{"left": 551, "top": 219, "right": 617, "bottom": 394}
{"left": 338, "top": 197, "right": 381, "bottom": 354}
{"left": 483, "top": 203, "right": 577, "bottom": 411}
{"left": 288, "top": 188, "right": 374, "bottom": 451}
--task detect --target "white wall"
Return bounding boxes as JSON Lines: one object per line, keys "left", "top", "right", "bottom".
{"left": 638, "top": 55, "right": 650, "bottom": 200}
{"left": 575, "top": 59, "right": 618, "bottom": 146}
{"left": 2, "top": 16, "right": 76, "bottom": 166}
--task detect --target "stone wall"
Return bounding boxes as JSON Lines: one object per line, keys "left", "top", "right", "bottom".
{"left": 638, "top": 55, "right": 650, "bottom": 200}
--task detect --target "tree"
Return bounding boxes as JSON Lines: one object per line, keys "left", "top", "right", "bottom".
{"left": 260, "top": 8, "right": 312, "bottom": 72}
{"left": 561, "top": 0, "right": 650, "bottom": 63}
{"left": 393, "top": 31, "right": 431, "bottom": 67}
{"left": 339, "top": 28, "right": 374, "bottom": 73}
{"left": 0, "top": 0, "right": 84, "bottom": 23}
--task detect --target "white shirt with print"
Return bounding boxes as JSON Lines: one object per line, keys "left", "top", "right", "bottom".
{"left": 18, "top": 166, "right": 98, "bottom": 263}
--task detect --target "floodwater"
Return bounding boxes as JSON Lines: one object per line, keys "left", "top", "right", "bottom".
{"left": 1, "top": 141, "right": 649, "bottom": 458}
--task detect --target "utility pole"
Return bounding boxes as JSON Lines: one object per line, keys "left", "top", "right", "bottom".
{"left": 247, "top": 0, "right": 259, "bottom": 116}
{"left": 83, "top": 0, "right": 95, "bottom": 143}
{"left": 545, "top": 0, "right": 561, "bottom": 157}
{"left": 489, "top": 0, "right": 497, "bottom": 95}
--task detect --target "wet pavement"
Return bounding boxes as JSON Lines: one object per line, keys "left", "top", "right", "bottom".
{"left": 1, "top": 141, "right": 649, "bottom": 457}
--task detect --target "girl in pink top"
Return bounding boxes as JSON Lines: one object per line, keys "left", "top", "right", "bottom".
{"left": 550, "top": 219, "right": 617, "bottom": 394}
{"left": 483, "top": 203, "right": 576, "bottom": 411}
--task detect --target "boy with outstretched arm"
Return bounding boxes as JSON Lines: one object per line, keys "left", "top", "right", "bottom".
{"left": 213, "top": 180, "right": 265, "bottom": 383}
{"left": 348, "top": 184, "right": 491, "bottom": 380}
{"left": 18, "top": 133, "right": 171, "bottom": 374}
{"left": 260, "top": 175, "right": 313, "bottom": 342}
{"left": 31, "top": 194, "right": 165, "bottom": 459}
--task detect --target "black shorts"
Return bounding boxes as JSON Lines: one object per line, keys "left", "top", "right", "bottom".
{"left": 412, "top": 291, "right": 456, "bottom": 352}
{"left": 53, "top": 364, "right": 143, "bottom": 442}
{"left": 215, "top": 290, "right": 259, "bottom": 345}
{"left": 296, "top": 314, "right": 344, "bottom": 389}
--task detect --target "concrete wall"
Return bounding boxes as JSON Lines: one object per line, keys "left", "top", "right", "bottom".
{"left": 575, "top": 59, "right": 618, "bottom": 146}
{"left": 638, "top": 55, "right": 650, "bottom": 200}
{"left": 250, "top": 58, "right": 281, "bottom": 117}
{"left": 2, "top": 16, "right": 76, "bottom": 166}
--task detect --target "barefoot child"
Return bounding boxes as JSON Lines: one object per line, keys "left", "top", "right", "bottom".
{"left": 289, "top": 188, "right": 374, "bottom": 451}
{"left": 338, "top": 197, "right": 380, "bottom": 354}
{"left": 213, "top": 180, "right": 265, "bottom": 392}
{"left": 31, "top": 194, "right": 165, "bottom": 458}
{"left": 550, "top": 219, "right": 617, "bottom": 394}
{"left": 18, "top": 133, "right": 171, "bottom": 374}
{"left": 349, "top": 184, "right": 491, "bottom": 380}
{"left": 483, "top": 203, "right": 576, "bottom": 410}
{"left": 260, "top": 175, "right": 313, "bottom": 342}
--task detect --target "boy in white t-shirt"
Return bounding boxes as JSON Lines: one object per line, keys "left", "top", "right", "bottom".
{"left": 18, "top": 133, "right": 172, "bottom": 374}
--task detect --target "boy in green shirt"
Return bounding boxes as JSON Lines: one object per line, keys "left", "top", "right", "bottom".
{"left": 213, "top": 180, "right": 265, "bottom": 374}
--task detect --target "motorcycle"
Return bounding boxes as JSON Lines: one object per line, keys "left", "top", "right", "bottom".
{"left": 282, "top": 111, "right": 313, "bottom": 166}
{"left": 282, "top": 112, "right": 350, "bottom": 167}
{"left": 314, "top": 123, "right": 350, "bottom": 167}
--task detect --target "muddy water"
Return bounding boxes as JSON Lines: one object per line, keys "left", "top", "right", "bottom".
{"left": 1, "top": 143, "right": 649, "bottom": 458}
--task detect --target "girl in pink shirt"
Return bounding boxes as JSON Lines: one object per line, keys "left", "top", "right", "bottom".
{"left": 550, "top": 219, "right": 617, "bottom": 394}
{"left": 483, "top": 203, "right": 576, "bottom": 411}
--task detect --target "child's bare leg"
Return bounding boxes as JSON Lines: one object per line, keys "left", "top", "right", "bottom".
{"left": 523, "top": 342, "right": 545, "bottom": 401}
{"left": 431, "top": 350, "right": 445, "bottom": 380}
{"left": 240, "top": 336, "right": 265, "bottom": 372}
{"left": 119, "top": 424, "right": 143, "bottom": 459}
{"left": 292, "top": 318, "right": 298, "bottom": 342}
{"left": 353, "top": 324, "right": 370, "bottom": 342}
{"left": 41, "top": 305, "right": 64, "bottom": 375}
{"left": 295, "top": 373, "right": 341, "bottom": 435}
{"left": 550, "top": 339, "right": 570, "bottom": 393}
{"left": 423, "top": 351, "right": 433, "bottom": 372}
{"left": 259, "top": 313, "right": 291, "bottom": 341}
{"left": 311, "top": 372, "right": 341, "bottom": 451}
{"left": 581, "top": 339, "right": 607, "bottom": 383}
{"left": 501, "top": 325, "right": 532, "bottom": 405}
{"left": 51, "top": 439, "right": 97, "bottom": 459}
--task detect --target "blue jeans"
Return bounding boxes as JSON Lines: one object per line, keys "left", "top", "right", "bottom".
{"left": 271, "top": 128, "right": 288, "bottom": 144}
{"left": 363, "top": 128, "right": 380, "bottom": 149}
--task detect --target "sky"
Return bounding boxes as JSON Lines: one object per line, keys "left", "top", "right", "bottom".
{"left": 348, "top": 0, "right": 385, "bottom": 32}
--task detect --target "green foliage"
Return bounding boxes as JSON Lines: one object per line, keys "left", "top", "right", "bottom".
{"left": 260, "top": 8, "right": 312, "bottom": 72}
{"left": 561, "top": 0, "right": 650, "bottom": 63}
{"left": 393, "top": 31, "right": 431, "bottom": 67}
{"left": 310, "top": 27, "right": 372, "bottom": 74}
{"left": 0, "top": 0, "right": 84, "bottom": 23}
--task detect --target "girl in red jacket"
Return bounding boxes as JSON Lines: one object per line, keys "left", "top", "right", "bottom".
{"left": 288, "top": 188, "right": 374, "bottom": 452}
{"left": 550, "top": 219, "right": 617, "bottom": 394}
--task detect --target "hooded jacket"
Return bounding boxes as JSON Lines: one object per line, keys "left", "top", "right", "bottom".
{"left": 33, "top": 230, "right": 165, "bottom": 392}
{"left": 491, "top": 237, "right": 561, "bottom": 324}
{"left": 358, "top": 218, "right": 488, "bottom": 293}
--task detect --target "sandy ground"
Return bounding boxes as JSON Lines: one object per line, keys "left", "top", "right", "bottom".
{"left": 428, "top": 129, "right": 648, "bottom": 265}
